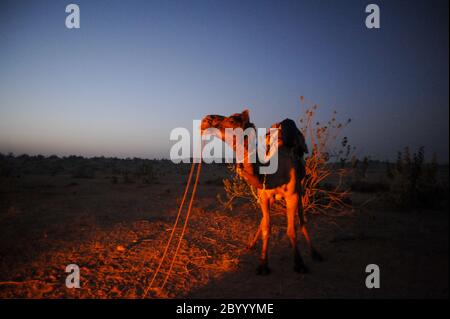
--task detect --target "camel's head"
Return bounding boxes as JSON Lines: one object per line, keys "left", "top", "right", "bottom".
{"left": 201, "top": 109, "right": 251, "bottom": 137}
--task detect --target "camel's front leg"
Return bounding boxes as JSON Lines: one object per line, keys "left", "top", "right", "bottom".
{"left": 286, "top": 194, "right": 308, "bottom": 273}
{"left": 248, "top": 196, "right": 275, "bottom": 250}
{"left": 256, "top": 191, "right": 271, "bottom": 275}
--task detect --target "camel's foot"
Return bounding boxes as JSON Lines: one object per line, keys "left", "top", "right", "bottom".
{"left": 311, "top": 248, "right": 324, "bottom": 262}
{"left": 294, "top": 256, "right": 309, "bottom": 274}
{"left": 294, "top": 262, "right": 309, "bottom": 274}
{"left": 247, "top": 242, "right": 257, "bottom": 251}
{"left": 256, "top": 263, "right": 271, "bottom": 276}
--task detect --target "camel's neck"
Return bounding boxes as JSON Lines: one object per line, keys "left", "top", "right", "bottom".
{"left": 220, "top": 126, "right": 265, "bottom": 189}
{"left": 237, "top": 161, "right": 264, "bottom": 189}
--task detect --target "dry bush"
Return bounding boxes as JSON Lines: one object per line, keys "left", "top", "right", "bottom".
{"left": 385, "top": 147, "right": 447, "bottom": 210}
{"left": 218, "top": 165, "right": 260, "bottom": 211}
{"left": 219, "top": 97, "right": 354, "bottom": 217}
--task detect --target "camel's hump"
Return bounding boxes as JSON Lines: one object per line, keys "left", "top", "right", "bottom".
{"left": 278, "top": 118, "right": 308, "bottom": 154}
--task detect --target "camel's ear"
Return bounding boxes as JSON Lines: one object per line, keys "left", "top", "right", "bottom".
{"left": 241, "top": 109, "right": 250, "bottom": 124}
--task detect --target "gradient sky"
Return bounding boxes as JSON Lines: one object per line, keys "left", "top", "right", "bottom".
{"left": 0, "top": 0, "right": 448, "bottom": 161}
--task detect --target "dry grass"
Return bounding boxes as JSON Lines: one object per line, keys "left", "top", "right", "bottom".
{"left": 0, "top": 204, "right": 256, "bottom": 298}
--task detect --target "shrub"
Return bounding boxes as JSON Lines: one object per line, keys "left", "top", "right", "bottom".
{"left": 385, "top": 147, "right": 446, "bottom": 210}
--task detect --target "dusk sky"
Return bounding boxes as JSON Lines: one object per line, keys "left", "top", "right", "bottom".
{"left": 0, "top": 0, "right": 448, "bottom": 161}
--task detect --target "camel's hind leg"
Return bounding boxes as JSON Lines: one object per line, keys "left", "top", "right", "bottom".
{"left": 300, "top": 225, "right": 323, "bottom": 261}
{"left": 286, "top": 194, "right": 308, "bottom": 273}
{"left": 247, "top": 223, "right": 261, "bottom": 251}
{"left": 298, "top": 203, "right": 323, "bottom": 262}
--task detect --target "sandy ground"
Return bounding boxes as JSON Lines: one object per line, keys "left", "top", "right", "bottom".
{"left": 0, "top": 163, "right": 448, "bottom": 298}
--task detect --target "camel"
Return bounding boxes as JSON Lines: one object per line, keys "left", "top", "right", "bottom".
{"left": 201, "top": 110, "right": 323, "bottom": 275}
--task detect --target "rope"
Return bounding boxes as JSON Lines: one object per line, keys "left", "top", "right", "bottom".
{"left": 161, "top": 161, "right": 202, "bottom": 289}
{"left": 143, "top": 128, "right": 204, "bottom": 296}
{"left": 143, "top": 161, "right": 197, "bottom": 297}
